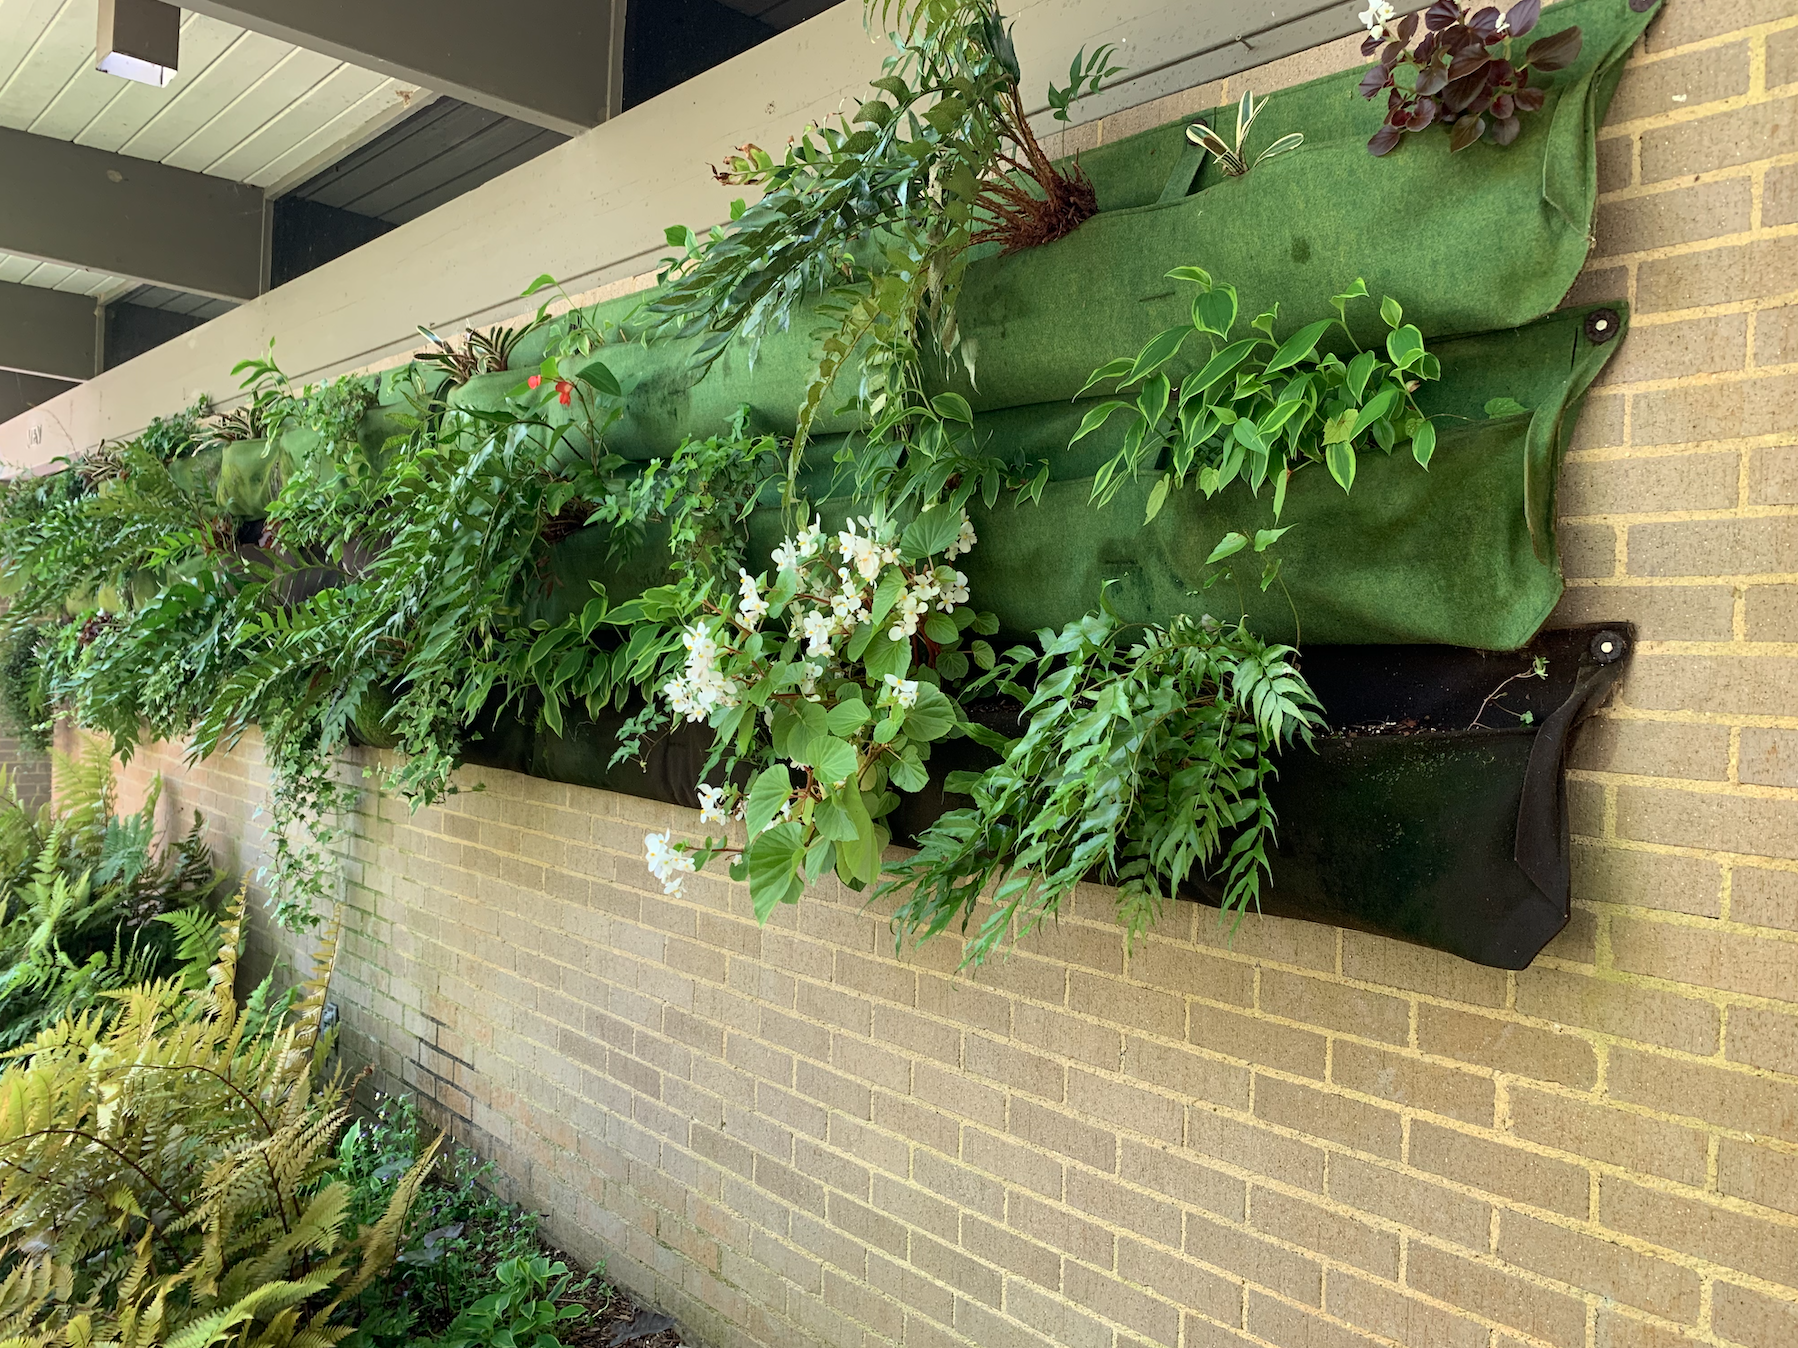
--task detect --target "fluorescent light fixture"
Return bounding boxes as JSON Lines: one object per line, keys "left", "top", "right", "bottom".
{"left": 96, "top": 0, "right": 179, "bottom": 86}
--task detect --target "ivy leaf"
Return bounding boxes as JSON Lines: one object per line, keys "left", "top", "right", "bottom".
{"left": 1254, "top": 527, "right": 1291, "bottom": 552}
{"left": 1484, "top": 396, "right": 1528, "bottom": 418}
{"left": 744, "top": 763, "right": 792, "bottom": 837}
{"left": 1206, "top": 532, "right": 1249, "bottom": 564}
{"left": 748, "top": 822, "right": 806, "bottom": 922}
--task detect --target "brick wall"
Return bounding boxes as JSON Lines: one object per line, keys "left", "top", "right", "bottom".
{"left": 2, "top": 731, "right": 52, "bottom": 813}
{"left": 80, "top": 3, "right": 1798, "bottom": 1346}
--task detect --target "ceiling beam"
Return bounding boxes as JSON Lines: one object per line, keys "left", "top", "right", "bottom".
{"left": 182, "top": 0, "right": 625, "bottom": 135}
{"left": 0, "top": 281, "right": 98, "bottom": 382}
{"left": 0, "top": 128, "right": 267, "bottom": 302}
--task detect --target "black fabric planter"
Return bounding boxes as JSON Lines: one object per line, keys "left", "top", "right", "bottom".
{"left": 457, "top": 623, "right": 1630, "bottom": 971}
{"left": 1183, "top": 623, "right": 1631, "bottom": 968}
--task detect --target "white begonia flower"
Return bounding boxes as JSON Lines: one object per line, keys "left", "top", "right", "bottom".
{"left": 799, "top": 661, "right": 824, "bottom": 698}
{"left": 801, "top": 607, "right": 836, "bottom": 657}
{"left": 737, "top": 568, "right": 768, "bottom": 630}
{"left": 943, "top": 510, "right": 978, "bottom": 561}
{"left": 644, "top": 831, "right": 696, "bottom": 896}
{"left": 795, "top": 516, "right": 824, "bottom": 557}
{"left": 937, "top": 568, "right": 970, "bottom": 611}
{"left": 1358, "top": 0, "right": 1395, "bottom": 34}
{"left": 883, "top": 673, "right": 920, "bottom": 709}
{"left": 889, "top": 589, "right": 930, "bottom": 642}
{"left": 697, "top": 784, "right": 730, "bottom": 826}
{"left": 771, "top": 538, "right": 801, "bottom": 572}
{"left": 663, "top": 622, "right": 741, "bottom": 721}
{"left": 831, "top": 570, "right": 867, "bottom": 625}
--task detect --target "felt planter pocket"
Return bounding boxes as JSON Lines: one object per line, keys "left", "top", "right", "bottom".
{"left": 1182, "top": 623, "right": 1631, "bottom": 968}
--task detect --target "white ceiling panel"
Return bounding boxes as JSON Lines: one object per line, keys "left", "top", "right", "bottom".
{"left": 0, "top": 2, "right": 423, "bottom": 181}
{"left": 0, "top": 251, "right": 127, "bottom": 296}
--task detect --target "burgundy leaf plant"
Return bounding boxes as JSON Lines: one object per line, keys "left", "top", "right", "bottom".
{"left": 1356, "top": 0, "right": 1583, "bottom": 156}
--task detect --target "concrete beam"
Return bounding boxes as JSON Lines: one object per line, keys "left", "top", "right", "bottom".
{"left": 0, "top": 282, "right": 98, "bottom": 381}
{"left": 183, "top": 0, "right": 627, "bottom": 136}
{"left": 0, "top": 128, "right": 268, "bottom": 302}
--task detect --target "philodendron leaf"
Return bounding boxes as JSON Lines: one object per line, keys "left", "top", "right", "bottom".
{"left": 575, "top": 360, "right": 621, "bottom": 397}
{"left": 1385, "top": 325, "right": 1425, "bottom": 370}
{"left": 744, "top": 763, "right": 791, "bottom": 837}
{"left": 748, "top": 821, "right": 806, "bottom": 922}
{"left": 1207, "top": 532, "right": 1249, "bottom": 564}
{"left": 1412, "top": 419, "right": 1438, "bottom": 468}
{"left": 1144, "top": 475, "right": 1171, "bottom": 524}
{"left": 1264, "top": 319, "right": 1332, "bottom": 374}
{"left": 1325, "top": 441, "right": 1357, "bottom": 492}
{"left": 1254, "top": 526, "right": 1291, "bottom": 552}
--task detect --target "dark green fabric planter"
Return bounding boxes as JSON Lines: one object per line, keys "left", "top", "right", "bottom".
{"left": 463, "top": 624, "right": 1631, "bottom": 970}
{"left": 485, "top": 0, "right": 1652, "bottom": 457}
{"left": 527, "top": 306, "right": 1626, "bottom": 650}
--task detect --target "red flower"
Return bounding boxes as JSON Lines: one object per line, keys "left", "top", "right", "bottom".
{"left": 556, "top": 379, "right": 574, "bottom": 406}
{"left": 527, "top": 374, "right": 542, "bottom": 389}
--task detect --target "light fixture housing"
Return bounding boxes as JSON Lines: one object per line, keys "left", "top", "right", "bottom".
{"left": 96, "top": 0, "right": 179, "bottom": 87}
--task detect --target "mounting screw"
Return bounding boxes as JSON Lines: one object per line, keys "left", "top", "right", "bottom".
{"left": 1590, "top": 630, "right": 1627, "bottom": 664}
{"left": 1585, "top": 308, "right": 1622, "bottom": 343}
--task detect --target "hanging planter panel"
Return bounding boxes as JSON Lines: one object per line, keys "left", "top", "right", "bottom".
{"left": 1183, "top": 623, "right": 1631, "bottom": 968}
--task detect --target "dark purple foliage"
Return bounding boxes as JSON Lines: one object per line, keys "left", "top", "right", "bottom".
{"left": 1358, "top": 0, "right": 1582, "bottom": 157}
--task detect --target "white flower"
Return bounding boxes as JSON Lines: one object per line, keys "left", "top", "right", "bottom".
{"left": 697, "top": 784, "right": 730, "bottom": 826}
{"left": 830, "top": 570, "right": 867, "bottom": 625}
{"left": 943, "top": 510, "right": 977, "bottom": 561}
{"left": 837, "top": 517, "right": 898, "bottom": 582}
{"left": 644, "top": 831, "right": 696, "bottom": 896}
{"left": 663, "top": 622, "right": 742, "bottom": 720}
{"left": 795, "top": 517, "right": 823, "bottom": 556}
{"left": 1358, "top": 0, "right": 1395, "bottom": 34}
{"left": 799, "top": 661, "right": 824, "bottom": 698}
{"left": 771, "top": 539, "right": 800, "bottom": 572}
{"left": 888, "top": 588, "right": 931, "bottom": 642}
{"left": 737, "top": 568, "right": 768, "bottom": 630}
{"left": 801, "top": 607, "right": 836, "bottom": 657}
{"left": 883, "top": 673, "right": 919, "bottom": 709}
{"left": 937, "top": 567, "right": 970, "bottom": 611}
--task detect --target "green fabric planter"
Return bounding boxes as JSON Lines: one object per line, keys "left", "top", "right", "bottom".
{"left": 940, "top": 0, "right": 1653, "bottom": 412}
{"left": 528, "top": 306, "right": 1624, "bottom": 650}
{"left": 482, "top": 0, "right": 1650, "bottom": 456}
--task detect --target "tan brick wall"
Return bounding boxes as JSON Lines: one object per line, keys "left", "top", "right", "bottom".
{"left": 1, "top": 731, "right": 52, "bottom": 813}
{"left": 76, "top": 4, "right": 1798, "bottom": 1346}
